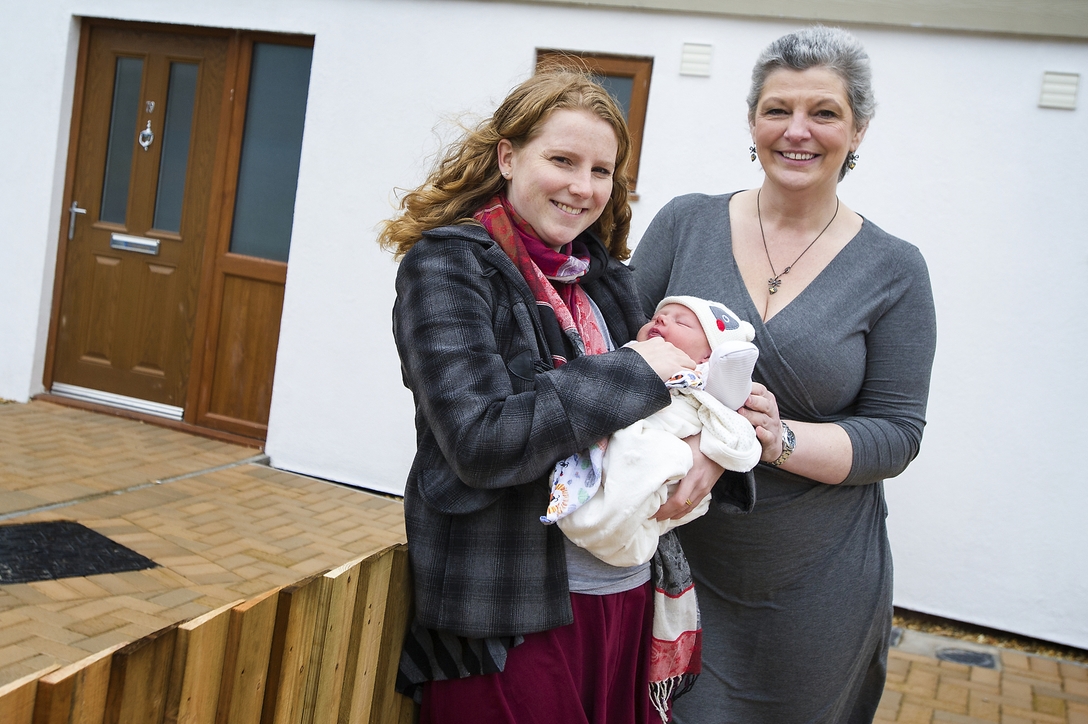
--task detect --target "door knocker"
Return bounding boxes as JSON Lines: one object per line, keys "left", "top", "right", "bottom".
{"left": 138, "top": 121, "right": 154, "bottom": 151}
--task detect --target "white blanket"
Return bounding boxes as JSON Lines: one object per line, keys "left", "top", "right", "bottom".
{"left": 558, "top": 388, "right": 760, "bottom": 567}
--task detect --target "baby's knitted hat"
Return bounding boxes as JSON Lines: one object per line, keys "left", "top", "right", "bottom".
{"left": 656, "top": 296, "right": 755, "bottom": 350}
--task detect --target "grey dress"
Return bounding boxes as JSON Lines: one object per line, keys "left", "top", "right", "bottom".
{"left": 630, "top": 193, "right": 936, "bottom": 724}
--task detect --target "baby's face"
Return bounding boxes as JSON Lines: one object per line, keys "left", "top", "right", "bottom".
{"left": 637, "top": 303, "right": 712, "bottom": 362}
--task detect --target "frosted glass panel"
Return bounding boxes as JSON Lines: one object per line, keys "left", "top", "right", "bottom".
{"left": 229, "top": 43, "right": 313, "bottom": 262}
{"left": 596, "top": 75, "right": 633, "bottom": 120}
{"left": 153, "top": 62, "right": 198, "bottom": 232}
{"left": 100, "top": 57, "right": 144, "bottom": 225}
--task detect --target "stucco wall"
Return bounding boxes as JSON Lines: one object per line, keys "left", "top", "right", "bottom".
{"left": 1, "top": 0, "right": 1085, "bottom": 648}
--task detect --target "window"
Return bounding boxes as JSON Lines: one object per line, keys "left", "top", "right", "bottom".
{"left": 536, "top": 50, "right": 653, "bottom": 193}
{"left": 228, "top": 42, "right": 314, "bottom": 262}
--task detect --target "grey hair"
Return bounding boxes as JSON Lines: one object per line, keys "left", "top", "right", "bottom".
{"left": 747, "top": 26, "right": 875, "bottom": 179}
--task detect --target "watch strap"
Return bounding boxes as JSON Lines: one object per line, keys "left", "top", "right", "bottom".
{"left": 769, "top": 421, "right": 795, "bottom": 467}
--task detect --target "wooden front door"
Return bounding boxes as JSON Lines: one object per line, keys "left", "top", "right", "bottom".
{"left": 51, "top": 23, "right": 229, "bottom": 415}
{"left": 47, "top": 21, "right": 313, "bottom": 441}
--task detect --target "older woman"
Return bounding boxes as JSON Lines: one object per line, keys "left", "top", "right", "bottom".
{"left": 632, "top": 27, "right": 937, "bottom": 722}
{"left": 380, "top": 69, "right": 707, "bottom": 723}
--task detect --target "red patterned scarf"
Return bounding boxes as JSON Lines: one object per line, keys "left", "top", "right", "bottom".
{"left": 474, "top": 196, "right": 607, "bottom": 365}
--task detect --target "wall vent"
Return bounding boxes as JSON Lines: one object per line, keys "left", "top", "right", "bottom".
{"left": 1039, "top": 71, "right": 1078, "bottom": 110}
{"left": 680, "top": 43, "right": 712, "bottom": 77}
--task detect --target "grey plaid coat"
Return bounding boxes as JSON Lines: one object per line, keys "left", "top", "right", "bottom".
{"left": 393, "top": 223, "right": 671, "bottom": 639}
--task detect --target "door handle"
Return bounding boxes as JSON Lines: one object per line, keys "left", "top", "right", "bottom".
{"left": 68, "top": 201, "right": 87, "bottom": 240}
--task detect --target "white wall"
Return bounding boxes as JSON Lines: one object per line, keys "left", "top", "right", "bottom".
{"left": 851, "top": 28, "right": 1088, "bottom": 649}
{"left": 0, "top": 7, "right": 79, "bottom": 403}
{"left": 1, "top": 0, "right": 1085, "bottom": 647}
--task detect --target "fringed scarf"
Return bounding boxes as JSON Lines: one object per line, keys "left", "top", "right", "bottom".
{"left": 473, "top": 196, "right": 607, "bottom": 365}
{"left": 650, "top": 531, "right": 702, "bottom": 721}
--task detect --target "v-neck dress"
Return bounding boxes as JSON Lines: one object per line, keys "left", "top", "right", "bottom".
{"left": 631, "top": 192, "right": 936, "bottom": 724}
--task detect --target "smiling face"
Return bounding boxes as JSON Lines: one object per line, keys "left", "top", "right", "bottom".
{"left": 497, "top": 109, "right": 619, "bottom": 251}
{"left": 637, "top": 303, "right": 712, "bottom": 363}
{"left": 750, "top": 66, "right": 867, "bottom": 193}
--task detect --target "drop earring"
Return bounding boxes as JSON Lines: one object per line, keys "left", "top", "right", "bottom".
{"left": 847, "top": 152, "right": 859, "bottom": 170}
{"left": 750, "top": 145, "right": 757, "bottom": 162}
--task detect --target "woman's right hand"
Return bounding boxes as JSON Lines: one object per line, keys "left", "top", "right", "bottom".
{"left": 628, "top": 337, "right": 696, "bottom": 382}
{"left": 739, "top": 381, "right": 784, "bottom": 462}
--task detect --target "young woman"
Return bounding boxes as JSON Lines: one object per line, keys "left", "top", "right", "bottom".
{"left": 380, "top": 68, "right": 707, "bottom": 723}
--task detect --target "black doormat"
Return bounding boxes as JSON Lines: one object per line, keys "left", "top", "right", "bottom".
{"left": 0, "top": 520, "right": 157, "bottom": 584}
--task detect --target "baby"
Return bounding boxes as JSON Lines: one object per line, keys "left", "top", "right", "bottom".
{"left": 544, "top": 295, "right": 761, "bottom": 567}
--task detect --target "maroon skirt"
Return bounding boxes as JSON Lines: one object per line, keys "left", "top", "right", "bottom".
{"left": 420, "top": 583, "right": 655, "bottom": 724}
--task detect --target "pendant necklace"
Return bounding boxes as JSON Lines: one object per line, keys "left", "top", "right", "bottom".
{"left": 758, "top": 189, "right": 840, "bottom": 294}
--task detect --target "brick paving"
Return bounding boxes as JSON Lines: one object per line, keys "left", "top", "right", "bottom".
{"left": 878, "top": 646, "right": 1088, "bottom": 723}
{"left": 0, "top": 400, "right": 406, "bottom": 686}
{"left": 2, "top": 399, "right": 1086, "bottom": 722}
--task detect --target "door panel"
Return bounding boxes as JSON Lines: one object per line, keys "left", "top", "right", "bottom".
{"left": 84, "top": 255, "right": 123, "bottom": 363}
{"left": 52, "top": 25, "right": 228, "bottom": 408}
{"left": 204, "top": 273, "right": 285, "bottom": 432}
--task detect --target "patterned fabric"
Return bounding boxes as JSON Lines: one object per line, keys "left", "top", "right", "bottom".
{"left": 474, "top": 195, "right": 607, "bottom": 365}
{"left": 540, "top": 438, "right": 608, "bottom": 524}
{"left": 665, "top": 368, "right": 704, "bottom": 390}
{"left": 650, "top": 531, "right": 701, "bottom": 722}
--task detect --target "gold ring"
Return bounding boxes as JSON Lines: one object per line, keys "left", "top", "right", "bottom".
{"left": 685, "top": 499, "right": 693, "bottom": 506}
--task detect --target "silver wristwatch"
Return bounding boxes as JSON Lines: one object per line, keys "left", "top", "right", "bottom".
{"left": 769, "top": 422, "right": 795, "bottom": 467}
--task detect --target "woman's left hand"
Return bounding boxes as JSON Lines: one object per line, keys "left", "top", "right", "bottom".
{"left": 653, "top": 434, "right": 724, "bottom": 521}
{"left": 739, "top": 381, "right": 785, "bottom": 463}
